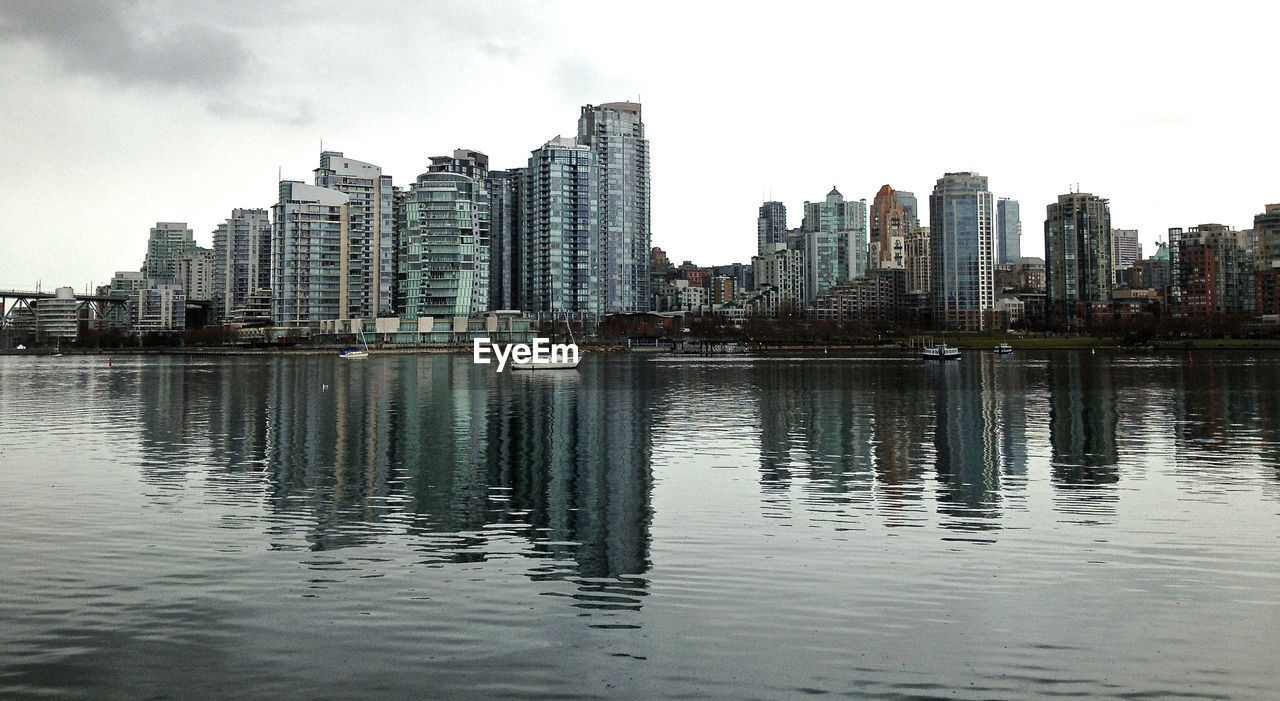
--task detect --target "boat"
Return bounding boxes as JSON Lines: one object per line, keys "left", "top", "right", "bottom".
{"left": 994, "top": 343, "right": 1013, "bottom": 355}
{"left": 339, "top": 326, "right": 371, "bottom": 359}
{"left": 921, "top": 343, "right": 961, "bottom": 360}
{"left": 512, "top": 313, "right": 581, "bottom": 370}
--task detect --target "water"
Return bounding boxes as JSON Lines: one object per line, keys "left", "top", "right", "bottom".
{"left": 1, "top": 351, "right": 1278, "bottom": 699}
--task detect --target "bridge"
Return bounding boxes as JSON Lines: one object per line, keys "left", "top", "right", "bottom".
{"left": 1, "top": 288, "right": 130, "bottom": 325}
{"left": 2, "top": 288, "right": 213, "bottom": 331}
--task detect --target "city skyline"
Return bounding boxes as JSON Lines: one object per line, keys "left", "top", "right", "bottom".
{"left": 1, "top": 1, "right": 1277, "bottom": 290}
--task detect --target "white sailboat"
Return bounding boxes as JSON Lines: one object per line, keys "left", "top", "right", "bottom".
{"left": 339, "top": 325, "right": 370, "bottom": 359}
{"left": 512, "top": 313, "right": 581, "bottom": 370}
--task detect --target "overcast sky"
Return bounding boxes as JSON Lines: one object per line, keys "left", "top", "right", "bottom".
{"left": 1, "top": 0, "right": 1276, "bottom": 291}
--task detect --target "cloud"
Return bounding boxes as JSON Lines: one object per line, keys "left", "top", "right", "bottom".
{"left": 0, "top": 0, "right": 249, "bottom": 91}
{"left": 555, "top": 55, "right": 633, "bottom": 103}
{"left": 479, "top": 40, "right": 523, "bottom": 62}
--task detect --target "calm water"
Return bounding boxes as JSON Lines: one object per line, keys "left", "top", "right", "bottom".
{"left": 2, "top": 351, "right": 1279, "bottom": 699}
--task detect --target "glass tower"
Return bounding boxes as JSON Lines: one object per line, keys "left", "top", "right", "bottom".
{"left": 929, "top": 172, "right": 995, "bottom": 331}
{"left": 577, "top": 102, "right": 651, "bottom": 314}
{"left": 1044, "top": 191, "right": 1112, "bottom": 327}
{"left": 522, "top": 136, "right": 602, "bottom": 319}
{"left": 758, "top": 201, "right": 788, "bottom": 257}
{"left": 272, "top": 181, "right": 349, "bottom": 324}
{"left": 396, "top": 171, "right": 486, "bottom": 319}
{"left": 997, "top": 198, "right": 1021, "bottom": 264}
{"left": 314, "top": 151, "right": 395, "bottom": 318}
{"left": 213, "top": 208, "right": 271, "bottom": 322}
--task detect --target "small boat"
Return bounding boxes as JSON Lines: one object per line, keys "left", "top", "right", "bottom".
{"left": 511, "top": 358, "right": 580, "bottom": 370}
{"left": 512, "top": 312, "right": 581, "bottom": 370}
{"left": 994, "top": 343, "right": 1013, "bottom": 355}
{"left": 921, "top": 343, "right": 961, "bottom": 360}
{"left": 339, "top": 327, "right": 371, "bottom": 359}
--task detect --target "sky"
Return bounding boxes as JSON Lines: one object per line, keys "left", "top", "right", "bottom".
{"left": 1, "top": 0, "right": 1277, "bottom": 292}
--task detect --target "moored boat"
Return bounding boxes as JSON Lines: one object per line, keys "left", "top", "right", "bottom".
{"left": 922, "top": 343, "right": 961, "bottom": 360}
{"left": 994, "top": 343, "right": 1013, "bottom": 355}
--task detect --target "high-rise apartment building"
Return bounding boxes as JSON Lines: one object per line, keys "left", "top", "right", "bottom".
{"left": 428, "top": 150, "right": 492, "bottom": 313}
{"left": 1181, "top": 223, "right": 1253, "bottom": 315}
{"left": 144, "top": 222, "right": 195, "bottom": 281}
{"left": 177, "top": 246, "right": 214, "bottom": 302}
{"left": 1254, "top": 204, "right": 1280, "bottom": 270}
{"left": 522, "top": 136, "right": 603, "bottom": 318}
{"left": 1254, "top": 204, "right": 1280, "bottom": 315}
{"left": 997, "top": 198, "right": 1021, "bottom": 264}
{"left": 487, "top": 168, "right": 523, "bottom": 310}
{"left": 758, "top": 201, "right": 788, "bottom": 257}
{"left": 1045, "top": 192, "right": 1112, "bottom": 327}
{"left": 1168, "top": 227, "right": 1184, "bottom": 313}
{"left": 905, "top": 225, "right": 931, "bottom": 295}
{"left": 314, "top": 151, "right": 395, "bottom": 318}
{"left": 870, "top": 185, "right": 908, "bottom": 270}
{"left": 271, "top": 180, "right": 349, "bottom": 324}
{"left": 577, "top": 102, "right": 651, "bottom": 314}
{"left": 135, "top": 279, "right": 186, "bottom": 333}
{"left": 930, "top": 172, "right": 995, "bottom": 330}
{"left": 396, "top": 170, "right": 486, "bottom": 319}
{"left": 802, "top": 187, "right": 867, "bottom": 301}
{"left": 752, "top": 242, "right": 806, "bottom": 311}
{"left": 1111, "top": 229, "right": 1142, "bottom": 284}
{"left": 895, "top": 191, "right": 919, "bottom": 229}
{"left": 213, "top": 208, "right": 271, "bottom": 322}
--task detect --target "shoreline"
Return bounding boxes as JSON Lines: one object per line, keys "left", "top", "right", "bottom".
{"left": 6, "top": 338, "right": 1280, "bottom": 357}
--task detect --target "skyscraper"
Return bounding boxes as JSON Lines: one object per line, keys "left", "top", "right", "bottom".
{"left": 1045, "top": 191, "right": 1112, "bottom": 327}
{"left": 758, "top": 201, "right": 787, "bottom": 257}
{"left": 314, "top": 151, "right": 395, "bottom": 318}
{"left": 870, "top": 184, "right": 908, "bottom": 269}
{"left": 802, "top": 187, "right": 867, "bottom": 301}
{"left": 930, "top": 172, "right": 995, "bottom": 330}
{"left": 577, "top": 102, "right": 651, "bottom": 314}
{"left": 997, "top": 198, "right": 1021, "bottom": 264}
{"left": 396, "top": 170, "right": 486, "bottom": 318}
{"left": 1180, "top": 223, "right": 1253, "bottom": 315}
{"left": 895, "top": 191, "right": 919, "bottom": 229}
{"left": 429, "top": 150, "right": 492, "bottom": 313}
{"left": 487, "top": 168, "right": 524, "bottom": 311}
{"left": 144, "top": 222, "right": 195, "bottom": 281}
{"left": 272, "top": 180, "right": 349, "bottom": 324}
{"left": 522, "top": 136, "right": 602, "bottom": 318}
{"left": 1254, "top": 204, "right": 1280, "bottom": 270}
{"left": 1111, "top": 228, "right": 1141, "bottom": 275}
{"left": 213, "top": 208, "right": 271, "bottom": 321}
{"left": 177, "top": 246, "right": 214, "bottom": 302}
{"left": 905, "top": 226, "right": 931, "bottom": 295}
{"left": 1253, "top": 204, "right": 1280, "bottom": 315}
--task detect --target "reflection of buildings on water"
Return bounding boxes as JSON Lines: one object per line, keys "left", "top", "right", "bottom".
{"left": 752, "top": 362, "right": 878, "bottom": 506}
{"left": 1047, "top": 352, "right": 1120, "bottom": 516}
{"left": 750, "top": 357, "right": 1031, "bottom": 530}
{"left": 264, "top": 356, "right": 397, "bottom": 548}
{"left": 137, "top": 359, "right": 270, "bottom": 488}
{"left": 1165, "top": 357, "right": 1280, "bottom": 489}
{"left": 931, "top": 359, "right": 1006, "bottom": 530}
{"left": 382, "top": 357, "right": 653, "bottom": 579}
{"left": 486, "top": 360, "right": 653, "bottom": 578}
{"left": 1047, "top": 352, "right": 1119, "bottom": 485}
